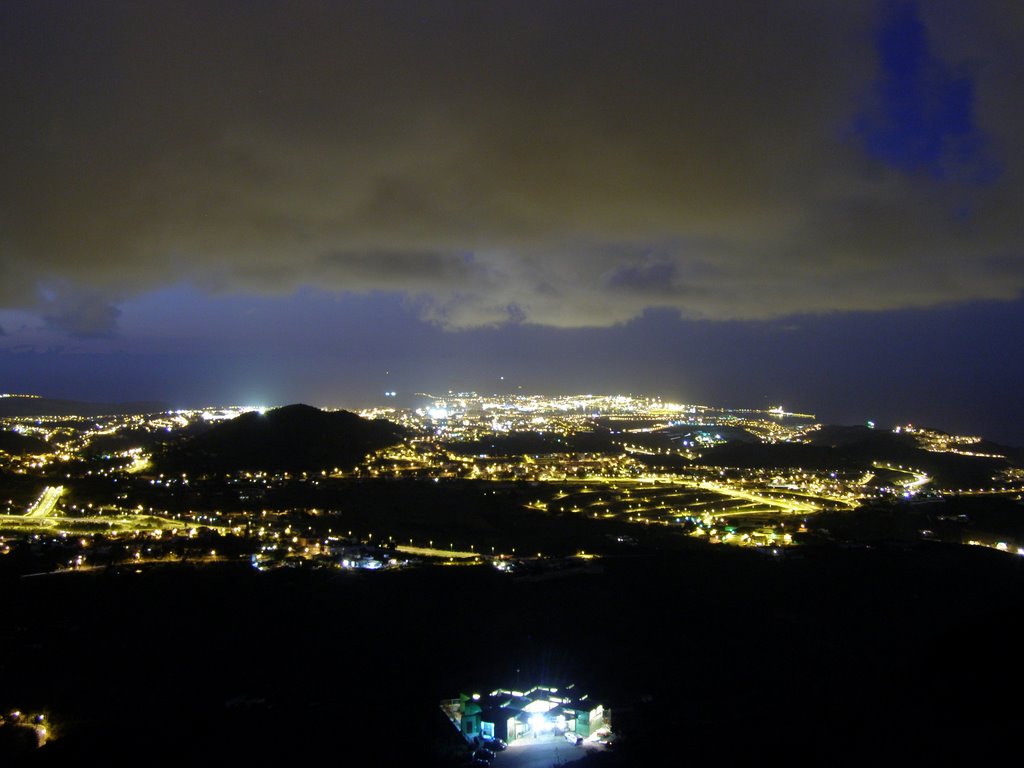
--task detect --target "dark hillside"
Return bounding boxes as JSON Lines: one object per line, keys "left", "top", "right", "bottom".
{"left": 0, "top": 430, "right": 49, "bottom": 455}
{"left": 156, "top": 404, "right": 406, "bottom": 473}
{"left": 698, "top": 425, "right": 1015, "bottom": 488}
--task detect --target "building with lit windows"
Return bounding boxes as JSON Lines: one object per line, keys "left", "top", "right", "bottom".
{"left": 441, "top": 684, "right": 606, "bottom": 744}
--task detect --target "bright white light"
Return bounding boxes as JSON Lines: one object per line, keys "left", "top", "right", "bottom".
{"left": 427, "top": 407, "right": 449, "bottom": 420}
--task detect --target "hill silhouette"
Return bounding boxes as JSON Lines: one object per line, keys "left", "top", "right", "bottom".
{"left": 156, "top": 404, "right": 406, "bottom": 473}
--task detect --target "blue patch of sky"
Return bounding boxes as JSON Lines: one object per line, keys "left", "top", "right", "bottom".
{"left": 854, "top": 1, "right": 998, "bottom": 184}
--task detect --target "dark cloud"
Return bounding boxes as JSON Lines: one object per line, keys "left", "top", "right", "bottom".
{"left": 39, "top": 286, "right": 122, "bottom": 338}
{"left": 0, "top": 1, "right": 1022, "bottom": 331}
{"left": 606, "top": 262, "right": 676, "bottom": 293}
{"left": 318, "top": 250, "right": 487, "bottom": 290}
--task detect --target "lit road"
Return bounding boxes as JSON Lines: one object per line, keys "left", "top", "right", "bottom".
{"left": 693, "top": 480, "right": 818, "bottom": 515}
{"left": 873, "top": 463, "right": 931, "bottom": 492}
{"left": 0, "top": 510, "right": 205, "bottom": 534}
{"left": 396, "top": 544, "right": 478, "bottom": 559}
{"left": 564, "top": 476, "right": 821, "bottom": 515}
{"left": 25, "top": 485, "right": 64, "bottom": 518}
{"left": 951, "top": 486, "right": 1024, "bottom": 496}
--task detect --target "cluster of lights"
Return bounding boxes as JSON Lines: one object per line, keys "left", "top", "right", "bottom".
{"left": 2, "top": 393, "right": 1023, "bottom": 568}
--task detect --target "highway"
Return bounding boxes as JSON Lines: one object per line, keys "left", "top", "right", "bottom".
{"left": 25, "top": 485, "right": 64, "bottom": 518}
{"left": 0, "top": 510, "right": 203, "bottom": 534}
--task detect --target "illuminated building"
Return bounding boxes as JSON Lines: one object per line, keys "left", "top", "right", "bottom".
{"left": 443, "top": 684, "right": 606, "bottom": 744}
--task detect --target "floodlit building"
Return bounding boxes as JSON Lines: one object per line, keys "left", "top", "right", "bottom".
{"left": 442, "top": 683, "right": 606, "bottom": 744}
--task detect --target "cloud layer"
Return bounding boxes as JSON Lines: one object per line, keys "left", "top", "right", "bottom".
{"left": 1, "top": 1, "right": 1022, "bottom": 329}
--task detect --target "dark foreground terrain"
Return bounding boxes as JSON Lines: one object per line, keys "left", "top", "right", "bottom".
{"left": 2, "top": 543, "right": 1022, "bottom": 765}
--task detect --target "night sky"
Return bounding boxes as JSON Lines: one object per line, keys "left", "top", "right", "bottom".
{"left": 1, "top": 2, "right": 1023, "bottom": 442}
